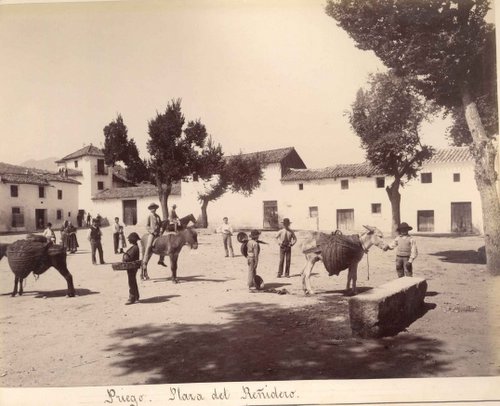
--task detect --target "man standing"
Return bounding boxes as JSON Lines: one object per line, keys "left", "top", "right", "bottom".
{"left": 169, "top": 204, "right": 180, "bottom": 231}
{"left": 275, "top": 218, "right": 297, "bottom": 278}
{"left": 86, "top": 212, "right": 91, "bottom": 227}
{"left": 217, "top": 217, "right": 234, "bottom": 257}
{"left": 87, "top": 218, "right": 105, "bottom": 265}
{"left": 112, "top": 217, "right": 121, "bottom": 254}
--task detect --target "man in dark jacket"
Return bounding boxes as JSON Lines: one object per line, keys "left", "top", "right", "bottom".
{"left": 123, "top": 232, "right": 141, "bottom": 305}
{"left": 87, "top": 218, "right": 105, "bottom": 265}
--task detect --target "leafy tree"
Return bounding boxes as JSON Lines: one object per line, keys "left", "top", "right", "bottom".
{"left": 147, "top": 99, "right": 222, "bottom": 220}
{"left": 198, "top": 153, "right": 263, "bottom": 228}
{"left": 103, "top": 114, "right": 149, "bottom": 183}
{"left": 326, "top": 0, "right": 500, "bottom": 273}
{"left": 350, "top": 72, "right": 434, "bottom": 236}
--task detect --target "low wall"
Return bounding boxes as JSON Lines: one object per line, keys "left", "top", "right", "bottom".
{"left": 349, "top": 277, "right": 428, "bottom": 338}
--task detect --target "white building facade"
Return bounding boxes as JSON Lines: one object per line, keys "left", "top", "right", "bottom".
{"left": 0, "top": 163, "right": 80, "bottom": 232}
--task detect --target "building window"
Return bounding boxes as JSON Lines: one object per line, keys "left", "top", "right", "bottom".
{"left": 421, "top": 173, "right": 432, "bottom": 183}
{"left": 57, "top": 189, "right": 63, "bottom": 199}
{"left": 417, "top": 210, "right": 435, "bottom": 232}
{"left": 192, "top": 173, "right": 199, "bottom": 182}
{"left": 376, "top": 177, "right": 385, "bottom": 188}
{"left": 309, "top": 206, "right": 318, "bottom": 218}
{"left": 74, "top": 160, "right": 78, "bottom": 168}
{"left": 97, "top": 181, "right": 104, "bottom": 190}
{"left": 341, "top": 179, "right": 349, "bottom": 190}
{"left": 11, "top": 207, "right": 24, "bottom": 228}
{"left": 10, "top": 185, "right": 18, "bottom": 197}
{"left": 97, "top": 159, "right": 107, "bottom": 175}
{"left": 298, "top": 183, "right": 304, "bottom": 190}
{"left": 453, "top": 173, "right": 461, "bottom": 182}
{"left": 39, "top": 186, "right": 45, "bottom": 198}
{"left": 371, "top": 203, "right": 381, "bottom": 214}
{"left": 57, "top": 209, "right": 62, "bottom": 220}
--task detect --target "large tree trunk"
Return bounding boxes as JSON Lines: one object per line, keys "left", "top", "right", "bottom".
{"left": 462, "top": 88, "right": 500, "bottom": 275}
{"left": 199, "top": 199, "right": 209, "bottom": 229}
{"left": 157, "top": 181, "right": 171, "bottom": 221}
{"left": 386, "top": 179, "right": 402, "bottom": 237}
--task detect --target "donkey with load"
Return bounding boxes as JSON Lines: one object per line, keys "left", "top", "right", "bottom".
{"left": 4, "top": 236, "right": 75, "bottom": 297}
{"left": 301, "top": 225, "right": 387, "bottom": 295}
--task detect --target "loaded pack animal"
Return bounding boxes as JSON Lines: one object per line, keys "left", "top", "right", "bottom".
{"left": 301, "top": 225, "right": 387, "bottom": 295}
{"left": 140, "top": 214, "right": 198, "bottom": 282}
{"left": 4, "top": 236, "right": 75, "bottom": 297}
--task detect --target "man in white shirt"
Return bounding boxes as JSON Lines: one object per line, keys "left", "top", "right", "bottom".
{"left": 217, "top": 217, "right": 234, "bottom": 257}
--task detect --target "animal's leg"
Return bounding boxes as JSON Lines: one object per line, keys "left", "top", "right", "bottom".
{"left": 170, "top": 253, "right": 179, "bottom": 283}
{"left": 301, "top": 256, "right": 317, "bottom": 295}
{"left": 11, "top": 276, "right": 19, "bottom": 297}
{"left": 19, "top": 277, "right": 24, "bottom": 296}
{"left": 56, "top": 266, "right": 76, "bottom": 297}
{"left": 347, "top": 264, "right": 358, "bottom": 295}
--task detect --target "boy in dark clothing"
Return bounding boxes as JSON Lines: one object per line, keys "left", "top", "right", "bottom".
{"left": 275, "top": 218, "right": 297, "bottom": 278}
{"left": 384, "top": 222, "right": 418, "bottom": 277}
{"left": 123, "top": 232, "right": 141, "bottom": 305}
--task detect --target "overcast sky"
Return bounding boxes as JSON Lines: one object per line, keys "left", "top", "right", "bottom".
{"left": 0, "top": 0, "right": 475, "bottom": 169}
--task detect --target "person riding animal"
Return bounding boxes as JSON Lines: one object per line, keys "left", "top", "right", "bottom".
{"left": 143, "top": 203, "right": 163, "bottom": 272}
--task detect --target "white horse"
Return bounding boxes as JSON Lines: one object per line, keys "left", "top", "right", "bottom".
{"left": 301, "top": 225, "right": 387, "bottom": 295}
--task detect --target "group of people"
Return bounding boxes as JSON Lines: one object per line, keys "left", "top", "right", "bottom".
{"left": 216, "top": 216, "right": 418, "bottom": 292}
{"left": 42, "top": 221, "right": 79, "bottom": 253}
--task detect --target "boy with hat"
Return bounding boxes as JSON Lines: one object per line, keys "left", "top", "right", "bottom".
{"left": 123, "top": 232, "right": 141, "bottom": 305}
{"left": 247, "top": 230, "right": 262, "bottom": 291}
{"left": 275, "top": 218, "right": 297, "bottom": 278}
{"left": 384, "top": 222, "right": 418, "bottom": 277}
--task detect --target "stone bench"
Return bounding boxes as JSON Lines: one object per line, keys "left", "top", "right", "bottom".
{"left": 349, "top": 277, "right": 428, "bottom": 338}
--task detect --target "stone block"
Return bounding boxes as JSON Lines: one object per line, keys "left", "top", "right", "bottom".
{"left": 349, "top": 277, "right": 428, "bottom": 338}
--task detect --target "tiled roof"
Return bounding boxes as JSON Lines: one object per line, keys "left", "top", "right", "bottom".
{"left": 92, "top": 182, "right": 181, "bottom": 200}
{"left": 56, "top": 144, "right": 104, "bottom": 163}
{"left": 282, "top": 162, "right": 384, "bottom": 181}
{"left": 0, "top": 162, "right": 81, "bottom": 185}
{"left": 226, "top": 147, "right": 298, "bottom": 164}
{"left": 425, "top": 147, "right": 473, "bottom": 164}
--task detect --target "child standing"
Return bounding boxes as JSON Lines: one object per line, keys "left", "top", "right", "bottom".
{"left": 247, "top": 230, "right": 261, "bottom": 291}
{"left": 118, "top": 225, "right": 127, "bottom": 254}
{"left": 384, "top": 222, "right": 418, "bottom": 277}
{"left": 123, "top": 232, "right": 141, "bottom": 305}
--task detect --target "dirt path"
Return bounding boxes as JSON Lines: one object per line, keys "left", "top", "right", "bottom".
{"left": 0, "top": 227, "right": 498, "bottom": 387}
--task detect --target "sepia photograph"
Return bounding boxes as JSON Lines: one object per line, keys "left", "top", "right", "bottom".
{"left": 0, "top": 0, "right": 499, "bottom": 405}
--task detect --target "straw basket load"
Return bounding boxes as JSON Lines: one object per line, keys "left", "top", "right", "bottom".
{"left": 111, "top": 260, "right": 142, "bottom": 271}
{"left": 7, "top": 240, "right": 51, "bottom": 278}
{"left": 318, "top": 233, "right": 364, "bottom": 276}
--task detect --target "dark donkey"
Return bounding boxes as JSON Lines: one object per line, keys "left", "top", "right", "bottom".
{"left": 6, "top": 240, "right": 75, "bottom": 297}
{"left": 140, "top": 227, "right": 198, "bottom": 282}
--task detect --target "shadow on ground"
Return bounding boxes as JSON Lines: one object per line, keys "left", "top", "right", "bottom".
{"left": 106, "top": 295, "right": 447, "bottom": 383}
{"left": 430, "top": 250, "right": 485, "bottom": 264}
{"left": 139, "top": 295, "right": 180, "bottom": 304}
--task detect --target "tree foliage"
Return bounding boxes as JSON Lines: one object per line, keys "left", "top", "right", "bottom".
{"left": 198, "top": 154, "right": 263, "bottom": 228}
{"left": 350, "top": 72, "right": 434, "bottom": 182}
{"left": 103, "top": 114, "right": 149, "bottom": 183}
{"left": 147, "top": 99, "right": 224, "bottom": 219}
{"left": 350, "top": 72, "right": 434, "bottom": 234}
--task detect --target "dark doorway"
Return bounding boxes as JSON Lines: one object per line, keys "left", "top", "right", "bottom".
{"left": 451, "top": 202, "right": 472, "bottom": 233}
{"left": 35, "top": 209, "right": 47, "bottom": 230}
{"left": 417, "top": 210, "right": 434, "bottom": 232}
{"left": 123, "top": 200, "right": 137, "bottom": 226}
{"left": 263, "top": 201, "right": 279, "bottom": 230}
{"left": 337, "top": 209, "right": 354, "bottom": 232}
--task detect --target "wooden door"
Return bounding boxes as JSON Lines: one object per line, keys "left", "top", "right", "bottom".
{"left": 451, "top": 202, "right": 472, "bottom": 233}
{"left": 123, "top": 200, "right": 137, "bottom": 226}
{"left": 417, "top": 210, "right": 434, "bottom": 232}
{"left": 35, "top": 209, "right": 47, "bottom": 230}
{"left": 263, "top": 201, "right": 279, "bottom": 230}
{"left": 336, "top": 209, "right": 354, "bottom": 232}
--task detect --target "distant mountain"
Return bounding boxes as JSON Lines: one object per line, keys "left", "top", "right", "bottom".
{"left": 19, "top": 157, "right": 59, "bottom": 172}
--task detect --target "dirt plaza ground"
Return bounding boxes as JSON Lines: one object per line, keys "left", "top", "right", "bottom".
{"left": 0, "top": 225, "right": 499, "bottom": 387}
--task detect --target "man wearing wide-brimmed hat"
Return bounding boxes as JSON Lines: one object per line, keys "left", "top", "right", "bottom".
{"left": 247, "top": 229, "right": 262, "bottom": 291}
{"left": 384, "top": 222, "right": 418, "bottom": 278}
{"left": 275, "top": 218, "right": 297, "bottom": 278}
{"left": 144, "top": 202, "right": 162, "bottom": 269}
{"left": 122, "top": 232, "right": 141, "bottom": 305}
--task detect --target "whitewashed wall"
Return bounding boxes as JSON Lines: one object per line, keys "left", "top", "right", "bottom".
{"left": 0, "top": 181, "right": 79, "bottom": 232}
